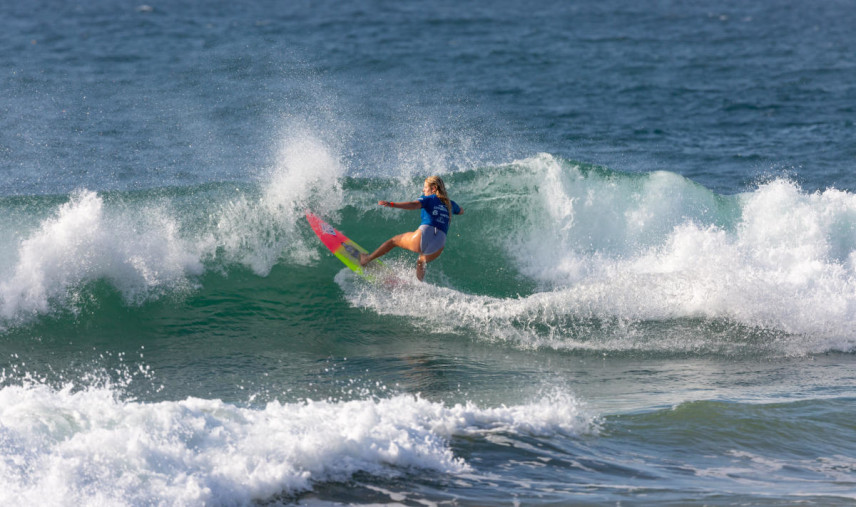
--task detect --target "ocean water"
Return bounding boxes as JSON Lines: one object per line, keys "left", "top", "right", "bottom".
{"left": 2, "top": 0, "right": 856, "bottom": 505}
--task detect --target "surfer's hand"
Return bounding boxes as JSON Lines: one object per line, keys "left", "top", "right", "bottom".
{"left": 378, "top": 200, "right": 391, "bottom": 207}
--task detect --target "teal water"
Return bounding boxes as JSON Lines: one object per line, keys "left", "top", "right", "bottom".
{"left": 3, "top": 161, "right": 856, "bottom": 504}
{"left": 3, "top": 0, "right": 856, "bottom": 505}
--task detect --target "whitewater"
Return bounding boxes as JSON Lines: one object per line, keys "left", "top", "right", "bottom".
{"left": 0, "top": 374, "right": 592, "bottom": 505}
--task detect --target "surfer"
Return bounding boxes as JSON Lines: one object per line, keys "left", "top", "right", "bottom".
{"left": 360, "top": 176, "right": 463, "bottom": 281}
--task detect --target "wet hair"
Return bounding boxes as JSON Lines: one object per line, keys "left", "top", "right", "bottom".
{"left": 425, "top": 176, "right": 452, "bottom": 216}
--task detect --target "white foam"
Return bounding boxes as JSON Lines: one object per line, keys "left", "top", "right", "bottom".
{"left": 342, "top": 156, "right": 856, "bottom": 354}
{"left": 0, "top": 381, "right": 593, "bottom": 505}
{"left": 689, "top": 450, "right": 856, "bottom": 499}
{"left": 501, "top": 153, "right": 728, "bottom": 286}
{"left": 0, "top": 190, "right": 202, "bottom": 324}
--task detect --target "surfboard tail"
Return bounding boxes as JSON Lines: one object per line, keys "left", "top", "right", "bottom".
{"left": 306, "top": 210, "right": 372, "bottom": 274}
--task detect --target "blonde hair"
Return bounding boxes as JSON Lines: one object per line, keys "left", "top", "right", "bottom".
{"left": 425, "top": 176, "right": 452, "bottom": 216}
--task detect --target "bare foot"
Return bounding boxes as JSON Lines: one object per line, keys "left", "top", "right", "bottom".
{"left": 359, "top": 253, "right": 370, "bottom": 267}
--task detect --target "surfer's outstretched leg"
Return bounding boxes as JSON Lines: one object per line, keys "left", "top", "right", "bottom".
{"left": 360, "top": 238, "right": 395, "bottom": 266}
{"left": 360, "top": 230, "right": 422, "bottom": 267}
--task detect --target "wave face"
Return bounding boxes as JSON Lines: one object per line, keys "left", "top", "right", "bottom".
{"left": 342, "top": 154, "right": 856, "bottom": 356}
{"left": 3, "top": 151, "right": 856, "bottom": 355}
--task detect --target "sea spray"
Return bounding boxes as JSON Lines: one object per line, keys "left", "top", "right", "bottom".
{"left": 0, "top": 190, "right": 202, "bottom": 325}
{"left": 212, "top": 129, "right": 347, "bottom": 274}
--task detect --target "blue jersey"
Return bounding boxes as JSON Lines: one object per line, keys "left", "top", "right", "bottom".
{"left": 418, "top": 194, "right": 461, "bottom": 234}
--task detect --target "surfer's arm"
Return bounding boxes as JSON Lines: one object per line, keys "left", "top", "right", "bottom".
{"left": 378, "top": 200, "right": 420, "bottom": 210}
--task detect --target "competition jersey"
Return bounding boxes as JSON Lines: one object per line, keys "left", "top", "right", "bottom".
{"left": 418, "top": 194, "right": 461, "bottom": 234}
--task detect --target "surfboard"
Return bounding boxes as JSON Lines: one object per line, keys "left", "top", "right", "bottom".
{"left": 305, "top": 210, "right": 379, "bottom": 275}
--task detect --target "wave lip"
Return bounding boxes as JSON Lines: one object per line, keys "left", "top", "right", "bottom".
{"left": 0, "top": 189, "right": 202, "bottom": 326}
{"left": 0, "top": 381, "right": 593, "bottom": 505}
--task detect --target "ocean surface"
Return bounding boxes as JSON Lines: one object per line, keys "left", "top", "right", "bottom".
{"left": 2, "top": 0, "right": 856, "bottom": 505}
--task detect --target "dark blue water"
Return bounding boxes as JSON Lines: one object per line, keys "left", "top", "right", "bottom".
{"left": 2, "top": 1, "right": 856, "bottom": 505}
{"left": 5, "top": 0, "right": 855, "bottom": 195}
